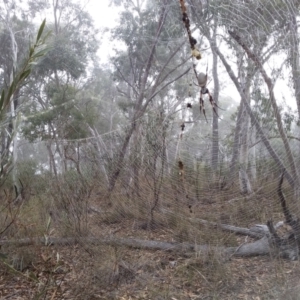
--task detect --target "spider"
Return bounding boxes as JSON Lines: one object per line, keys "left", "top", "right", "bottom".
{"left": 192, "top": 65, "right": 220, "bottom": 122}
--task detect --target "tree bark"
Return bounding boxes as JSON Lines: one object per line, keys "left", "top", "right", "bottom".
{"left": 239, "top": 97, "right": 252, "bottom": 194}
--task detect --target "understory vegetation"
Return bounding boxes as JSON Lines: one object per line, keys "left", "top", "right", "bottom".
{"left": 1, "top": 0, "right": 300, "bottom": 299}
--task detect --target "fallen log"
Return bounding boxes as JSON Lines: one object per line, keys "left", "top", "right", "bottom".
{"left": 160, "top": 208, "right": 265, "bottom": 239}
{"left": 188, "top": 217, "right": 265, "bottom": 239}
{"left": 0, "top": 235, "right": 280, "bottom": 259}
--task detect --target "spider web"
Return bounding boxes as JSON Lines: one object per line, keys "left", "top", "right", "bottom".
{"left": 2, "top": 0, "right": 300, "bottom": 298}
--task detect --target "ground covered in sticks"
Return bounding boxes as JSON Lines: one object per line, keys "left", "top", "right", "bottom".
{"left": 1, "top": 185, "right": 300, "bottom": 299}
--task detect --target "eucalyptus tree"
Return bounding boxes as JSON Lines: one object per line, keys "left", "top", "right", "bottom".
{"left": 186, "top": 0, "right": 269, "bottom": 191}
{"left": 223, "top": 0, "right": 300, "bottom": 193}
{"left": 185, "top": 0, "right": 300, "bottom": 194}
{"left": 21, "top": 0, "right": 98, "bottom": 175}
{"left": 107, "top": 0, "right": 191, "bottom": 193}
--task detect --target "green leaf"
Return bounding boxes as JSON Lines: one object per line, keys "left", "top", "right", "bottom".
{"left": 29, "top": 46, "right": 34, "bottom": 57}
{"left": 32, "top": 47, "right": 49, "bottom": 59}
{"left": 19, "top": 70, "right": 31, "bottom": 82}
{"left": 5, "top": 82, "right": 16, "bottom": 107}
{"left": 0, "top": 90, "right": 5, "bottom": 111}
{"left": 36, "top": 18, "right": 46, "bottom": 43}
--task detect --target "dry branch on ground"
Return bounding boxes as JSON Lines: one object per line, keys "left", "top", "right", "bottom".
{"left": 0, "top": 234, "right": 289, "bottom": 259}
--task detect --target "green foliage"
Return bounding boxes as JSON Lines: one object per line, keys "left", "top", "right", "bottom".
{"left": 35, "top": 8, "right": 98, "bottom": 79}
{"left": 0, "top": 19, "right": 49, "bottom": 118}
{"left": 252, "top": 88, "right": 296, "bottom": 133}
{"left": 22, "top": 82, "right": 100, "bottom": 141}
{"left": 16, "top": 159, "right": 38, "bottom": 186}
{"left": 0, "top": 19, "right": 50, "bottom": 180}
{"left": 20, "top": 2, "right": 101, "bottom": 144}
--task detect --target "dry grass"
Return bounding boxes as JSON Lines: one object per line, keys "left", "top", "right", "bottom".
{"left": 1, "top": 174, "right": 300, "bottom": 299}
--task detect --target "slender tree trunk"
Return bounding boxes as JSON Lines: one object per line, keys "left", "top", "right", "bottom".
{"left": 90, "top": 127, "right": 109, "bottom": 185}
{"left": 5, "top": 8, "right": 19, "bottom": 189}
{"left": 211, "top": 24, "right": 219, "bottom": 172}
{"left": 11, "top": 93, "right": 19, "bottom": 189}
{"left": 227, "top": 48, "right": 254, "bottom": 188}
{"left": 47, "top": 141, "right": 57, "bottom": 177}
{"left": 239, "top": 86, "right": 252, "bottom": 194}
{"left": 132, "top": 122, "right": 142, "bottom": 201}
{"left": 228, "top": 102, "right": 243, "bottom": 186}
{"left": 249, "top": 127, "right": 257, "bottom": 181}
{"left": 108, "top": 121, "right": 136, "bottom": 192}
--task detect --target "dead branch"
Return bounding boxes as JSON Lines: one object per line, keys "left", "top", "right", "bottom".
{"left": 188, "top": 217, "right": 264, "bottom": 239}
{"left": 0, "top": 233, "right": 297, "bottom": 260}
{"left": 160, "top": 208, "right": 265, "bottom": 239}
{"left": 0, "top": 235, "right": 264, "bottom": 257}
{"left": 0, "top": 234, "right": 290, "bottom": 259}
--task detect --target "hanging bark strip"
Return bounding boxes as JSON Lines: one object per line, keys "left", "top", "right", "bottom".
{"left": 179, "top": 0, "right": 201, "bottom": 59}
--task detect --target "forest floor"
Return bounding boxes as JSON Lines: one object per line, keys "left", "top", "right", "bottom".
{"left": 1, "top": 185, "right": 300, "bottom": 299}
